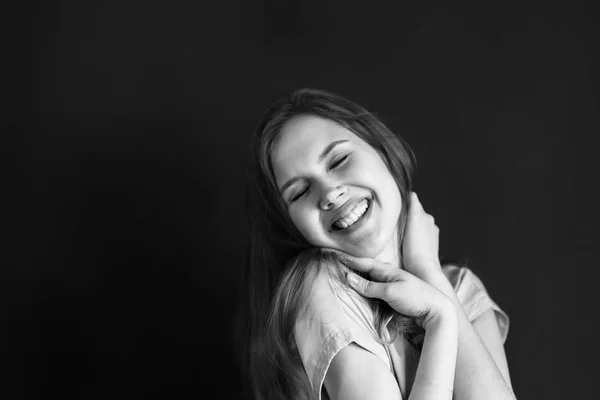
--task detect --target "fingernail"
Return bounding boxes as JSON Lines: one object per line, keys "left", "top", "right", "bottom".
{"left": 346, "top": 272, "right": 359, "bottom": 287}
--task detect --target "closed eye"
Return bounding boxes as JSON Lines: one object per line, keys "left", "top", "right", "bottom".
{"left": 330, "top": 154, "right": 349, "bottom": 169}
{"left": 290, "top": 187, "right": 308, "bottom": 203}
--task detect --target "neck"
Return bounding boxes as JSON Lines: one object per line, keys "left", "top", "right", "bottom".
{"left": 374, "top": 229, "right": 402, "bottom": 269}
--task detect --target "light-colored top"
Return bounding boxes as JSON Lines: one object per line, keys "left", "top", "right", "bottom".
{"left": 294, "top": 263, "right": 510, "bottom": 400}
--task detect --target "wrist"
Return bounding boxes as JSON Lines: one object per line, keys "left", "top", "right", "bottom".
{"left": 420, "top": 268, "right": 456, "bottom": 298}
{"left": 422, "top": 294, "right": 457, "bottom": 330}
{"left": 404, "top": 259, "right": 443, "bottom": 277}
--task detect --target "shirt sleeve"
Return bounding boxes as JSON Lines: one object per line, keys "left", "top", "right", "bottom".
{"left": 442, "top": 265, "right": 510, "bottom": 343}
{"left": 294, "top": 262, "right": 392, "bottom": 400}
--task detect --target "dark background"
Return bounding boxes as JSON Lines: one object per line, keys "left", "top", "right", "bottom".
{"left": 4, "top": 1, "right": 599, "bottom": 399}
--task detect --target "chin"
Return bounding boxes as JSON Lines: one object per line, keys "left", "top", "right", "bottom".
{"left": 349, "top": 229, "right": 398, "bottom": 258}
{"left": 356, "top": 247, "right": 385, "bottom": 259}
{"left": 340, "top": 241, "right": 387, "bottom": 258}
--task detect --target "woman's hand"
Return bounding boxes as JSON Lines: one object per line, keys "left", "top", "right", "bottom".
{"left": 342, "top": 261, "right": 456, "bottom": 330}
{"left": 330, "top": 191, "right": 458, "bottom": 317}
{"left": 401, "top": 192, "right": 444, "bottom": 281}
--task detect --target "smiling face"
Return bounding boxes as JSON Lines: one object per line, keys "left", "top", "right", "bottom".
{"left": 271, "top": 114, "right": 403, "bottom": 261}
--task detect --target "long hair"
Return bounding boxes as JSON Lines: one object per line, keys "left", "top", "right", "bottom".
{"left": 235, "top": 88, "right": 420, "bottom": 400}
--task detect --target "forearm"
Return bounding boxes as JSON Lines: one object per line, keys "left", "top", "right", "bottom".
{"left": 423, "top": 271, "right": 516, "bottom": 400}
{"left": 409, "top": 306, "right": 458, "bottom": 400}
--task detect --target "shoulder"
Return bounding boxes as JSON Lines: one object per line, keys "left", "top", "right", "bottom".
{"left": 441, "top": 263, "right": 492, "bottom": 301}
{"left": 442, "top": 264, "right": 510, "bottom": 343}
{"left": 301, "top": 257, "right": 345, "bottom": 313}
{"left": 292, "top": 251, "right": 392, "bottom": 399}
{"left": 324, "top": 343, "right": 402, "bottom": 400}
{"left": 296, "top": 253, "right": 371, "bottom": 323}
{"left": 295, "top": 255, "right": 377, "bottom": 342}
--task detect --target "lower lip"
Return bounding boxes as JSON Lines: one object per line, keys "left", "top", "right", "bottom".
{"left": 333, "top": 199, "right": 372, "bottom": 234}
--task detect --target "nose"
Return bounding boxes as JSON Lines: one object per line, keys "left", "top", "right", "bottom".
{"left": 320, "top": 184, "right": 347, "bottom": 210}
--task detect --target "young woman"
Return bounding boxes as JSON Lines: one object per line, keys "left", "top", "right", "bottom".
{"left": 236, "top": 88, "right": 515, "bottom": 400}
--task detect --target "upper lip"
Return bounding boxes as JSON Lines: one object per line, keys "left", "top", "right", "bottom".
{"left": 329, "top": 197, "right": 370, "bottom": 230}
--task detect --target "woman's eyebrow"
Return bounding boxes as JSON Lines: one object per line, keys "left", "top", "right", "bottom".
{"left": 279, "top": 140, "right": 349, "bottom": 194}
{"left": 317, "top": 139, "right": 349, "bottom": 162}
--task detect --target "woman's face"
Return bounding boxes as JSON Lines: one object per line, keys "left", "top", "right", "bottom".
{"left": 271, "top": 114, "right": 403, "bottom": 259}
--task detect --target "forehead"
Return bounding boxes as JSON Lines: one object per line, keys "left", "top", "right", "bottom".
{"left": 271, "top": 115, "right": 355, "bottom": 167}
{"left": 271, "top": 115, "right": 365, "bottom": 190}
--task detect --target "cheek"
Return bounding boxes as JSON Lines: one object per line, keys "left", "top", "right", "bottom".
{"left": 289, "top": 205, "right": 323, "bottom": 239}
{"left": 289, "top": 206, "right": 310, "bottom": 232}
{"left": 368, "top": 162, "right": 402, "bottom": 215}
{"left": 354, "top": 153, "right": 388, "bottom": 181}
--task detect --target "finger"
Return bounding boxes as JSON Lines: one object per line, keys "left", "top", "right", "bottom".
{"left": 330, "top": 250, "right": 397, "bottom": 282}
{"left": 327, "top": 249, "right": 375, "bottom": 271}
{"left": 335, "top": 251, "right": 379, "bottom": 272}
{"left": 409, "top": 192, "right": 426, "bottom": 214}
{"left": 346, "top": 272, "right": 389, "bottom": 299}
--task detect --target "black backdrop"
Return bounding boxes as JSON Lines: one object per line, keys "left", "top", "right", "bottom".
{"left": 5, "top": 1, "right": 599, "bottom": 399}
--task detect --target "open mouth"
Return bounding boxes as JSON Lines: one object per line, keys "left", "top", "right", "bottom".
{"left": 331, "top": 199, "right": 371, "bottom": 231}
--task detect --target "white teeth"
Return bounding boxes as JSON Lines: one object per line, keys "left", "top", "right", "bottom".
{"left": 333, "top": 200, "right": 369, "bottom": 230}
